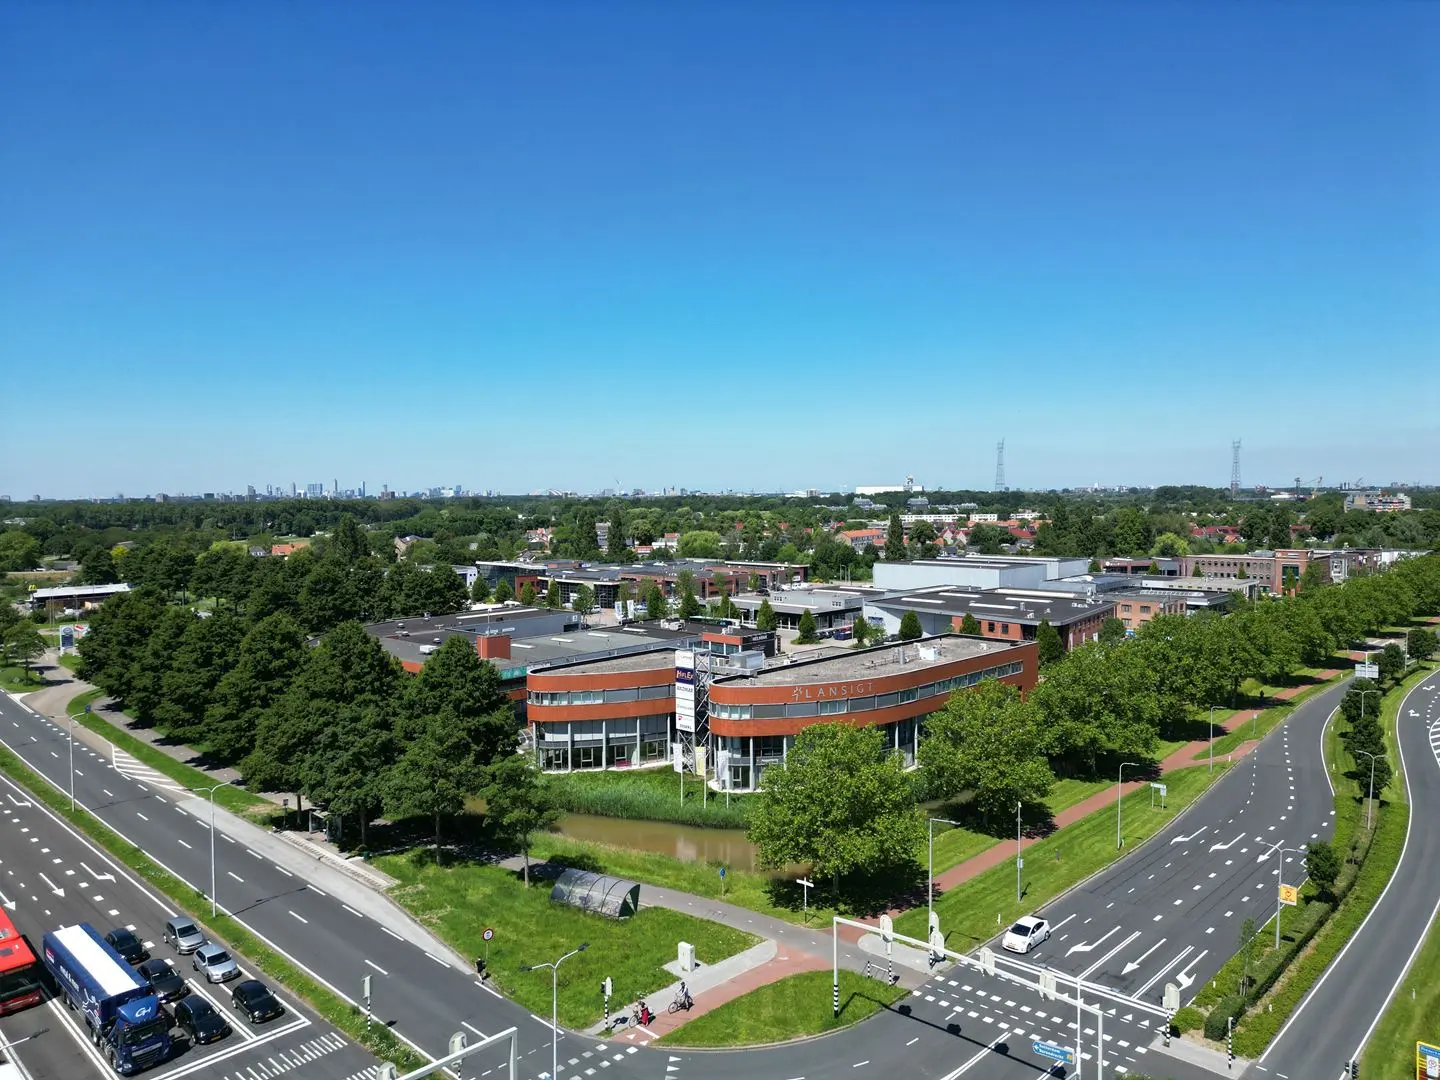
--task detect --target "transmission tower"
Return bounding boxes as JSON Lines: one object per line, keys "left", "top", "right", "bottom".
{"left": 994, "top": 439, "right": 1006, "bottom": 492}
{"left": 1230, "top": 440, "right": 1242, "bottom": 496}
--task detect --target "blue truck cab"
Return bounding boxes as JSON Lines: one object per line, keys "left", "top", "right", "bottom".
{"left": 41, "top": 924, "right": 171, "bottom": 1074}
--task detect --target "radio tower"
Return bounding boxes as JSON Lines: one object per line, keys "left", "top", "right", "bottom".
{"left": 1230, "top": 439, "right": 1242, "bottom": 496}
{"left": 994, "top": 439, "right": 1007, "bottom": 492}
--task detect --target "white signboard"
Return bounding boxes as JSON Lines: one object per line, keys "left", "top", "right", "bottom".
{"left": 675, "top": 649, "right": 697, "bottom": 734}
{"left": 1356, "top": 662, "right": 1379, "bottom": 679}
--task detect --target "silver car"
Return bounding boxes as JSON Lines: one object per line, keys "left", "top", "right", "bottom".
{"left": 163, "top": 916, "right": 207, "bottom": 955}
{"left": 192, "top": 943, "right": 240, "bottom": 983}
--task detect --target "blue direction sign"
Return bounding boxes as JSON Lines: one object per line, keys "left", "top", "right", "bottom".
{"left": 1032, "top": 1040, "right": 1076, "bottom": 1065}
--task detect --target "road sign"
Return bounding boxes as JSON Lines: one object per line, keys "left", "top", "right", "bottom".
{"left": 879, "top": 914, "right": 894, "bottom": 943}
{"left": 1032, "top": 1040, "right": 1075, "bottom": 1065}
{"left": 980, "top": 946, "right": 996, "bottom": 976}
{"left": 1151, "top": 782, "right": 1167, "bottom": 795}
{"left": 718, "top": 866, "right": 726, "bottom": 879}
{"left": 1357, "top": 662, "right": 1380, "bottom": 679}
{"left": 1017, "top": 858, "right": 1024, "bottom": 869}
{"left": 1163, "top": 982, "right": 1180, "bottom": 1013}
{"left": 482, "top": 928, "right": 495, "bottom": 941}
{"left": 1039, "top": 971, "right": 1057, "bottom": 1001}
{"left": 1278, "top": 883, "right": 1299, "bottom": 906}
{"left": 1418, "top": 1039, "right": 1440, "bottom": 1079}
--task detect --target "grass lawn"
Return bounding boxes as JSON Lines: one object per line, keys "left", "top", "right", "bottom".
{"left": 1200, "top": 669, "right": 1344, "bottom": 761}
{"left": 0, "top": 665, "right": 49, "bottom": 692}
{"left": 539, "top": 766, "right": 755, "bottom": 830}
{"left": 1362, "top": 908, "right": 1440, "bottom": 1080}
{"left": 374, "top": 850, "right": 758, "bottom": 1028}
{"left": 65, "top": 689, "right": 265, "bottom": 816}
{"left": 56, "top": 652, "right": 82, "bottom": 673}
{"left": 897, "top": 764, "right": 1225, "bottom": 946}
{"left": 655, "top": 969, "right": 906, "bottom": 1047}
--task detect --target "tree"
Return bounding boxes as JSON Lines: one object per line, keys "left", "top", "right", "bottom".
{"left": 967, "top": 524, "right": 1010, "bottom": 555}
{"left": 1097, "top": 616, "right": 1127, "bottom": 646}
{"left": 573, "top": 584, "right": 596, "bottom": 619}
{"left": 310, "top": 703, "right": 395, "bottom": 849}
{"left": 1407, "top": 627, "right": 1437, "bottom": 662}
{"left": 748, "top": 724, "right": 923, "bottom": 894}
{"left": 152, "top": 612, "right": 245, "bottom": 742}
{"left": 4, "top": 622, "right": 45, "bottom": 676}
{"left": 544, "top": 580, "right": 561, "bottom": 609}
{"left": 918, "top": 680, "right": 1053, "bottom": 824}
{"left": 678, "top": 581, "right": 701, "bottom": 620}
{"left": 883, "top": 514, "right": 907, "bottom": 562}
{"left": 677, "top": 531, "right": 725, "bottom": 559}
{"left": 471, "top": 576, "right": 492, "bottom": 604}
{"left": 493, "top": 579, "right": 513, "bottom": 604}
{"left": 1035, "top": 619, "right": 1064, "bottom": 665}
{"left": 644, "top": 582, "right": 668, "bottom": 620}
{"left": 485, "top": 755, "right": 560, "bottom": 887}
{"left": 959, "top": 612, "right": 981, "bottom": 636}
{"left": 851, "top": 617, "right": 873, "bottom": 648}
{"left": 1032, "top": 641, "right": 1162, "bottom": 773}
{"left": 1238, "top": 917, "right": 1258, "bottom": 995}
{"left": 519, "top": 582, "right": 537, "bottom": 606}
{"left": 605, "top": 510, "right": 631, "bottom": 563}
{"left": 755, "top": 598, "right": 778, "bottom": 632}
{"left": 796, "top": 609, "right": 821, "bottom": 643}
{"left": 0, "top": 531, "right": 42, "bottom": 572}
{"left": 384, "top": 715, "right": 483, "bottom": 859}
{"left": 1192, "top": 563, "right": 1205, "bottom": 578}
{"left": 203, "top": 613, "right": 307, "bottom": 762}
{"left": 79, "top": 546, "right": 118, "bottom": 585}
{"left": 1378, "top": 642, "right": 1407, "bottom": 683}
{"left": 898, "top": 611, "right": 922, "bottom": 641}
{"left": 1304, "top": 840, "right": 1341, "bottom": 900}
{"left": 1150, "top": 532, "right": 1191, "bottom": 558}
{"left": 908, "top": 520, "right": 939, "bottom": 560}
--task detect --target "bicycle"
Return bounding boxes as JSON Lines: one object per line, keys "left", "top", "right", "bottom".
{"left": 667, "top": 991, "right": 693, "bottom": 1014}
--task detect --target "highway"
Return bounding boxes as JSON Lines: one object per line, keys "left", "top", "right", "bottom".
{"left": 0, "top": 672, "right": 1356, "bottom": 1080}
{"left": 0, "top": 754, "right": 379, "bottom": 1080}
{"left": 1258, "top": 673, "right": 1440, "bottom": 1080}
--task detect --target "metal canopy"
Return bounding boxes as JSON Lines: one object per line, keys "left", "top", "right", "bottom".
{"left": 548, "top": 869, "right": 641, "bottom": 919}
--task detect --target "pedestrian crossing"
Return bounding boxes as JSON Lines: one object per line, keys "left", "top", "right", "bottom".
{"left": 111, "top": 746, "right": 191, "bottom": 794}
{"left": 213, "top": 1031, "right": 349, "bottom": 1079}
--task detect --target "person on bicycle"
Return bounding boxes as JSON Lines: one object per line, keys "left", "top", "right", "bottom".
{"left": 679, "top": 981, "right": 692, "bottom": 1010}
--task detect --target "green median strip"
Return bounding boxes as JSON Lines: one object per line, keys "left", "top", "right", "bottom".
{"left": 66, "top": 689, "right": 266, "bottom": 817}
{"left": 654, "top": 969, "right": 907, "bottom": 1047}
{"left": 896, "top": 763, "right": 1225, "bottom": 945}
{"left": 1361, "top": 903, "right": 1440, "bottom": 1080}
{"left": 0, "top": 743, "right": 425, "bottom": 1072}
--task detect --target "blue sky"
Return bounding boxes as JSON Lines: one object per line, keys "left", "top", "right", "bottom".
{"left": 2, "top": 3, "right": 1435, "bottom": 498}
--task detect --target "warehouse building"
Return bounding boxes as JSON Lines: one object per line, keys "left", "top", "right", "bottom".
{"left": 865, "top": 587, "right": 1114, "bottom": 650}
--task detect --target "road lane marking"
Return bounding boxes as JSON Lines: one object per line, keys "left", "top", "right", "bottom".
{"left": 365, "top": 959, "right": 389, "bottom": 975}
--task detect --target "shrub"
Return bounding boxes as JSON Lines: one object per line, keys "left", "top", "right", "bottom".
{"left": 1204, "top": 995, "right": 1244, "bottom": 1041}
{"left": 1171, "top": 1005, "right": 1204, "bottom": 1033}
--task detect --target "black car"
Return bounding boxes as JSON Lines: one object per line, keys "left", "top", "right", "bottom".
{"left": 104, "top": 927, "right": 148, "bottom": 964}
{"left": 136, "top": 959, "right": 186, "bottom": 1002}
{"left": 172, "top": 996, "right": 230, "bottom": 1045}
{"left": 229, "top": 979, "right": 284, "bottom": 1024}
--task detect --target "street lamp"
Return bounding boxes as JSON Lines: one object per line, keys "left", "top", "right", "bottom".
{"left": 1015, "top": 802, "right": 1023, "bottom": 904}
{"left": 68, "top": 712, "right": 77, "bottom": 812}
{"left": 1272, "top": 845, "right": 1301, "bottom": 948}
{"left": 1116, "top": 762, "right": 1141, "bottom": 849}
{"left": 1354, "top": 750, "right": 1380, "bottom": 831}
{"left": 927, "top": 816, "right": 963, "bottom": 923}
{"left": 196, "top": 781, "right": 234, "bottom": 918}
{"left": 521, "top": 943, "right": 589, "bottom": 1080}
{"left": 1208, "top": 705, "right": 1219, "bottom": 774}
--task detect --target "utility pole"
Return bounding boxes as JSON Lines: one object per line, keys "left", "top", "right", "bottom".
{"left": 1116, "top": 762, "right": 1140, "bottom": 849}
{"left": 1015, "top": 802, "right": 1023, "bottom": 903}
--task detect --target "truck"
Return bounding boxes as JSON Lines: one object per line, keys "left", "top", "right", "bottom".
{"left": 40, "top": 924, "right": 171, "bottom": 1075}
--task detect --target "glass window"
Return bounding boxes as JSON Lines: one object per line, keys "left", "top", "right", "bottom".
{"left": 898, "top": 688, "right": 918, "bottom": 704}
{"left": 786, "top": 702, "right": 819, "bottom": 717}
{"left": 986, "top": 622, "right": 996, "bottom": 633}
{"left": 875, "top": 692, "right": 899, "bottom": 709}
{"left": 752, "top": 703, "right": 786, "bottom": 719}
{"left": 757, "top": 736, "right": 785, "bottom": 759}
{"left": 729, "top": 764, "right": 751, "bottom": 790}
{"left": 604, "top": 688, "right": 639, "bottom": 703}
{"left": 819, "top": 699, "right": 847, "bottom": 715}
{"left": 847, "top": 695, "right": 875, "bottom": 712}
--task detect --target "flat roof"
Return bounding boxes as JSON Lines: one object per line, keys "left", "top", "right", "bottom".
{"left": 53, "top": 925, "right": 142, "bottom": 997}
{"left": 718, "top": 634, "right": 1016, "bottom": 687}
{"left": 531, "top": 649, "right": 680, "bottom": 676}
{"left": 32, "top": 583, "right": 132, "bottom": 600}
{"left": 872, "top": 586, "right": 1113, "bottom": 626}
{"left": 364, "top": 607, "right": 565, "bottom": 641}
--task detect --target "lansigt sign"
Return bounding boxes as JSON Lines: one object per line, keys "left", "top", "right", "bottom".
{"left": 1278, "top": 883, "right": 1299, "bottom": 906}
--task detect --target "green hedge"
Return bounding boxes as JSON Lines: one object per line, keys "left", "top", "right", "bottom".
{"left": 1203, "top": 995, "right": 1244, "bottom": 1041}
{"left": 1172, "top": 1005, "right": 1204, "bottom": 1033}
{"left": 540, "top": 767, "right": 753, "bottom": 829}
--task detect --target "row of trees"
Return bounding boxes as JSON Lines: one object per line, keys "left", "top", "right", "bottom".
{"left": 748, "top": 554, "right": 1440, "bottom": 891}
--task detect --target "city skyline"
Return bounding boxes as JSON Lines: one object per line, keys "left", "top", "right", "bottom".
{"left": 2, "top": 4, "right": 1435, "bottom": 497}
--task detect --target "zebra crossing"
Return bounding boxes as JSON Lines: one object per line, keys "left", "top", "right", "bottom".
{"left": 110, "top": 745, "right": 191, "bottom": 794}
{"left": 214, "top": 1031, "right": 350, "bottom": 1079}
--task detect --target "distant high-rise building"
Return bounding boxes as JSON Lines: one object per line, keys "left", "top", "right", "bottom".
{"left": 246, "top": 485, "right": 256, "bottom": 500}
{"left": 360, "top": 481, "right": 366, "bottom": 498}
{"left": 290, "top": 482, "right": 297, "bottom": 498}
{"left": 305, "top": 482, "right": 324, "bottom": 499}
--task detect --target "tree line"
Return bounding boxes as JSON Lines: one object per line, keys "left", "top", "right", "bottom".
{"left": 748, "top": 554, "right": 1440, "bottom": 893}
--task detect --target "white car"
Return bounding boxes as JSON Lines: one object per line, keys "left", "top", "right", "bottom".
{"left": 1002, "top": 915, "right": 1051, "bottom": 954}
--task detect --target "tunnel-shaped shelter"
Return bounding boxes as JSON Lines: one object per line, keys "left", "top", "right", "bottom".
{"left": 548, "top": 868, "right": 641, "bottom": 918}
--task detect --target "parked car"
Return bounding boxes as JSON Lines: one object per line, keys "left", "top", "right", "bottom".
{"left": 104, "top": 927, "right": 148, "bottom": 964}
{"left": 230, "top": 980, "right": 284, "bottom": 1024}
{"left": 162, "top": 917, "right": 207, "bottom": 955}
{"left": 172, "top": 996, "right": 230, "bottom": 1045}
{"left": 136, "top": 958, "right": 186, "bottom": 1002}
{"left": 1001, "top": 915, "right": 1052, "bottom": 954}
{"left": 191, "top": 944, "right": 240, "bottom": 983}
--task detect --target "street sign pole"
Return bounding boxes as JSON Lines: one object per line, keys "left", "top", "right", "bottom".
{"left": 797, "top": 877, "right": 813, "bottom": 922}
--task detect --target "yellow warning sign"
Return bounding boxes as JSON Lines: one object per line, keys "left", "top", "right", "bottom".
{"left": 1278, "top": 883, "right": 1299, "bottom": 906}
{"left": 1417, "top": 1039, "right": 1440, "bottom": 1080}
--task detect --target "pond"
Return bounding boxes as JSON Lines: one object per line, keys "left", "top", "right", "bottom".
{"left": 551, "top": 812, "right": 765, "bottom": 872}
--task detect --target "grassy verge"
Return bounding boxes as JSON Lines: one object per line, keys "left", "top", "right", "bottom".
{"left": 896, "top": 764, "right": 1225, "bottom": 945}
{"left": 1362, "top": 905, "right": 1440, "bottom": 1080}
{"left": 374, "top": 850, "right": 758, "bottom": 1028}
{"left": 0, "top": 743, "right": 424, "bottom": 1071}
{"left": 56, "top": 652, "right": 82, "bottom": 673}
{"left": 0, "top": 665, "right": 49, "bottom": 692}
{"left": 1202, "top": 669, "right": 1343, "bottom": 760}
{"left": 538, "top": 767, "right": 755, "bottom": 829}
{"left": 66, "top": 689, "right": 265, "bottom": 816}
{"left": 655, "top": 969, "right": 906, "bottom": 1047}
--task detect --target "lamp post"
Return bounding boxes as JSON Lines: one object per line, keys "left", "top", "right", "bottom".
{"left": 1015, "top": 802, "right": 1023, "bottom": 904}
{"left": 68, "top": 712, "right": 76, "bottom": 812}
{"left": 1116, "top": 762, "right": 1140, "bottom": 849}
{"left": 1208, "top": 705, "right": 1218, "bottom": 774}
{"left": 521, "top": 943, "right": 588, "bottom": 1080}
{"left": 1274, "top": 845, "right": 1300, "bottom": 948}
{"left": 1354, "top": 750, "right": 1380, "bottom": 831}
{"left": 196, "top": 781, "right": 233, "bottom": 918}
{"left": 927, "top": 816, "right": 963, "bottom": 923}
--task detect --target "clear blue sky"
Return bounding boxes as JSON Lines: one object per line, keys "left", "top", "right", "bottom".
{"left": 2, "top": 3, "right": 1435, "bottom": 498}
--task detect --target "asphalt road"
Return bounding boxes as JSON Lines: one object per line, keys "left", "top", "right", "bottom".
{"left": 1258, "top": 673, "right": 1440, "bottom": 1080}
{"left": 0, "top": 764, "right": 379, "bottom": 1080}
{"left": 0, "top": 673, "right": 1355, "bottom": 1080}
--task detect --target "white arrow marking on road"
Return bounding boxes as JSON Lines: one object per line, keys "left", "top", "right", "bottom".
{"left": 1209, "top": 832, "right": 1245, "bottom": 853}
{"left": 1135, "top": 945, "right": 1193, "bottom": 998}
{"left": 37, "top": 872, "right": 64, "bottom": 898}
{"left": 1121, "top": 938, "right": 1167, "bottom": 975}
{"left": 1066, "top": 926, "right": 1119, "bottom": 956}
{"left": 5, "top": 793, "right": 30, "bottom": 807}
{"left": 0, "top": 887, "right": 15, "bottom": 911}
{"left": 1078, "top": 929, "right": 1140, "bottom": 980}
{"left": 1170, "top": 826, "right": 1208, "bottom": 845}
{"left": 80, "top": 861, "right": 115, "bottom": 883}
{"left": 1175, "top": 949, "right": 1209, "bottom": 990}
